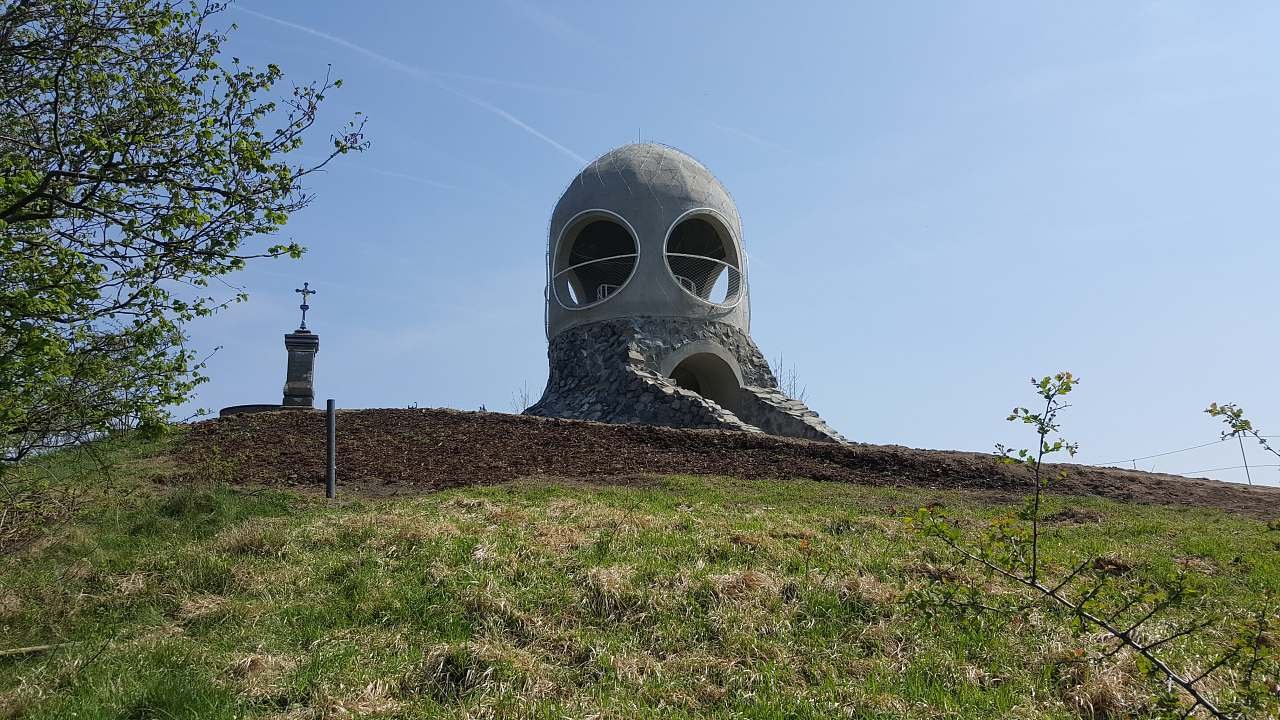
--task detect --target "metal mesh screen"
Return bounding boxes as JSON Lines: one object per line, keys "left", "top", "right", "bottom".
{"left": 665, "top": 216, "right": 742, "bottom": 306}
{"left": 666, "top": 253, "right": 741, "bottom": 305}
{"left": 553, "top": 218, "right": 637, "bottom": 309}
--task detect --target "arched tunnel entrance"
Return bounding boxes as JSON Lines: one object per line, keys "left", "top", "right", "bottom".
{"left": 668, "top": 352, "right": 741, "bottom": 412}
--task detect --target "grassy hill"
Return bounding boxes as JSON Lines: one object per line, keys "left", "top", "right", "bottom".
{"left": 1, "top": 424, "right": 1277, "bottom": 719}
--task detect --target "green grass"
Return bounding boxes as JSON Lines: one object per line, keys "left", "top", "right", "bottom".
{"left": 0, "top": 434, "right": 1275, "bottom": 718}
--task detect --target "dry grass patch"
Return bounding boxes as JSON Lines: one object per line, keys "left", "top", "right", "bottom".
{"left": 532, "top": 522, "right": 586, "bottom": 553}
{"left": 1055, "top": 654, "right": 1147, "bottom": 719}
{"left": 837, "top": 574, "right": 900, "bottom": 609}
{"left": 728, "top": 532, "right": 777, "bottom": 556}
{"left": 229, "top": 560, "right": 306, "bottom": 599}
{"left": 397, "top": 640, "right": 550, "bottom": 703}
{"left": 109, "top": 571, "right": 147, "bottom": 596}
{"left": 859, "top": 691, "right": 912, "bottom": 717}
{"left": 904, "top": 561, "right": 968, "bottom": 584}
{"left": 228, "top": 652, "right": 298, "bottom": 705}
{"left": 576, "top": 505, "right": 657, "bottom": 533}
{"left": 443, "top": 497, "right": 499, "bottom": 518}
{"left": 229, "top": 652, "right": 292, "bottom": 679}
{"left": 470, "top": 541, "right": 498, "bottom": 565}
{"left": 322, "top": 679, "right": 401, "bottom": 717}
{"left": 484, "top": 505, "right": 529, "bottom": 526}
{"left": 0, "top": 670, "right": 50, "bottom": 720}
{"left": 960, "top": 663, "right": 1004, "bottom": 690}
{"left": 135, "top": 621, "right": 184, "bottom": 644}
{"left": 464, "top": 581, "right": 539, "bottom": 642}
{"left": 604, "top": 650, "right": 660, "bottom": 685}
{"left": 214, "top": 518, "right": 291, "bottom": 557}
{"left": 544, "top": 497, "right": 584, "bottom": 518}
{"left": 0, "top": 591, "right": 21, "bottom": 621}
{"left": 584, "top": 565, "right": 644, "bottom": 618}
{"left": 1175, "top": 555, "right": 1219, "bottom": 575}
{"left": 259, "top": 708, "right": 314, "bottom": 720}
{"left": 856, "top": 621, "right": 910, "bottom": 669}
{"left": 365, "top": 514, "right": 460, "bottom": 552}
{"left": 650, "top": 653, "right": 748, "bottom": 708}
{"left": 709, "top": 569, "right": 780, "bottom": 601}
{"left": 176, "top": 593, "right": 226, "bottom": 621}
{"left": 1090, "top": 555, "right": 1134, "bottom": 576}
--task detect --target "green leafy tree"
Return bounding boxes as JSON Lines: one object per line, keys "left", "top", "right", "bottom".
{"left": 0, "top": 0, "right": 367, "bottom": 463}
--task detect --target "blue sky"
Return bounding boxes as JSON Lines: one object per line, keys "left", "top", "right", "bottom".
{"left": 183, "top": 2, "right": 1280, "bottom": 485}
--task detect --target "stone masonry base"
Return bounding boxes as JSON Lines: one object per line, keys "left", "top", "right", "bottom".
{"left": 525, "top": 317, "right": 845, "bottom": 443}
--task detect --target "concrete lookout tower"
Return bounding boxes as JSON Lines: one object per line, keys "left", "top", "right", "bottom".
{"left": 525, "top": 143, "right": 845, "bottom": 443}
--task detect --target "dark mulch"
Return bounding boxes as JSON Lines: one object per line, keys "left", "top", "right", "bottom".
{"left": 176, "top": 408, "right": 1280, "bottom": 519}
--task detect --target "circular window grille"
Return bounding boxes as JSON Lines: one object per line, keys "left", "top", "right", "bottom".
{"left": 552, "top": 216, "right": 638, "bottom": 309}
{"left": 665, "top": 215, "right": 742, "bottom": 306}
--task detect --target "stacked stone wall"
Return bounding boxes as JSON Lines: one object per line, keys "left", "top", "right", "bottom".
{"left": 526, "top": 317, "right": 844, "bottom": 443}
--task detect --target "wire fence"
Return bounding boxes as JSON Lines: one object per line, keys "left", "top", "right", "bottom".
{"left": 1085, "top": 435, "right": 1280, "bottom": 484}
{"left": 1177, "top": 463, "right": 1280, "bottom": 476}
{"left": 1093, "top": 438, "right": 1229, "bottom": 468}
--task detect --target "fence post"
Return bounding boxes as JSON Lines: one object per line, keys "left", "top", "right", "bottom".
{"left": 1237, "top": 433, "right": 1253, "bottom": 486}
{"left": 326, "top": 399, "right": 336, "bottom": 499}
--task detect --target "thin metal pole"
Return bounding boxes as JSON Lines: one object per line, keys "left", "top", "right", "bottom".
{"left": 1237, "top": 433, "right": 1253, "bottom": 486}
{"left": 326, "top": 399, "right": 336, "bottom": 498}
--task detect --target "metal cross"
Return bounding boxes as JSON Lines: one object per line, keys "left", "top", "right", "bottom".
{"left": 295, "top": 282, "right": 316, "bottom": 330}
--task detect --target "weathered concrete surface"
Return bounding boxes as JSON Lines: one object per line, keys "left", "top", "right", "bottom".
{"left": 548, "top": 143, "right": 749, "bottom": 339}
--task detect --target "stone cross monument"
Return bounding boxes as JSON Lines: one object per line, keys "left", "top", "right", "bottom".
{"left": 525, "top": 143, "right": 844, "bottom": 442}
{"left": 282, "top": 282, "right": 319, "bottom": 408}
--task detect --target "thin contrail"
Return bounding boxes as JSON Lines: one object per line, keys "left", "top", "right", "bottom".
{"left": 236, "top": 6, "right": 586, "bottom": 165}
{"left": 434, "top": 85, "right": 586, "bottom": 164}
{"left": 432, "top": 69, "right": 603, "bottom": 98}
{"left": 238, "top": 7, "right": 423, "bottom": 76}
{"left": 710, "top": 122, "right": 786, "bottom": 152}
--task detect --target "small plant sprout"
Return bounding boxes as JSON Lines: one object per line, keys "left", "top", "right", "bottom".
{"left": 994, "top": 372, "right": 1080, "bottom": 584}
{"left": 1206, "top": 403, "right": 1280, "bottom": 486}
{"left": 912, "top": 372, "right": 1279, "bottom": 718}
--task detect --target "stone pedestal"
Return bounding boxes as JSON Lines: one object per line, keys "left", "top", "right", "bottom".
{"left": 282, "top": 330, "right": 319, "bottom": 408}
{"left": 525, "top": 318, "right": 845, "bottom": 443}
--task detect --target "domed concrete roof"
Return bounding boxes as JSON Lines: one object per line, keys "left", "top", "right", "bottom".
{"left": 551, "top": 143, "right": 741, "bottom": 246}
{"left": 546, "top": 143, "right": 749, "bottom": 339}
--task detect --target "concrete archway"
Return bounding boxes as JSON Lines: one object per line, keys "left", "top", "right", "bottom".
{"left": 668, "top": 352, "right": 741, "bottom": 412}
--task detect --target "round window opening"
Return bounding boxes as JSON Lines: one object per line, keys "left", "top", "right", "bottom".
{"left": 552, "top": 216, "right": 638, "bottom": 309}
{"left": 665, "top": 215, "right": 742, "bottom": 306}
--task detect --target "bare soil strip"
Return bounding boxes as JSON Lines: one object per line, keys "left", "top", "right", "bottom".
{"left": 180, "top": 408, "right": 1280, "bottom": 518}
